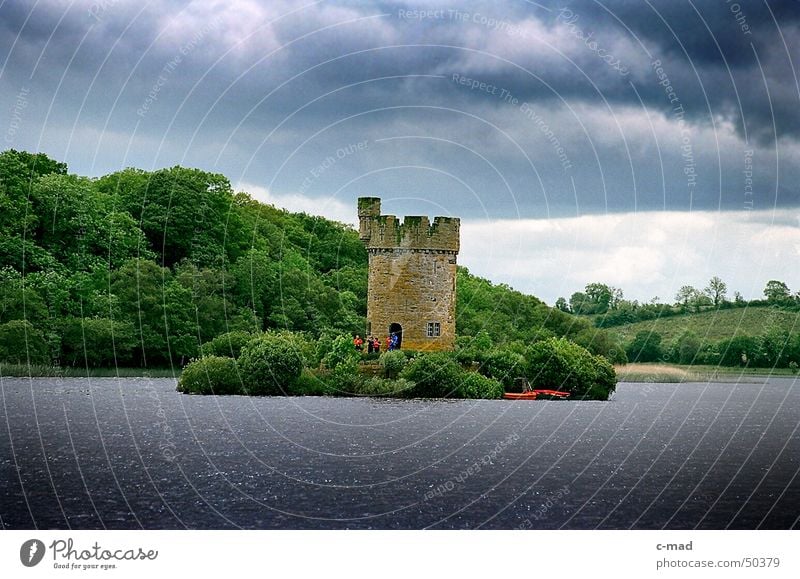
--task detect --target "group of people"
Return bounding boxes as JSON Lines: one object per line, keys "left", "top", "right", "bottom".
{"left": 353, "top": 333, "right": 399, "bottom": 353}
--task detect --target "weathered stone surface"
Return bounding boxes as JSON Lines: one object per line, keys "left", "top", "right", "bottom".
{"left": 358, "top": 198, "right": 459, "bottom": 351}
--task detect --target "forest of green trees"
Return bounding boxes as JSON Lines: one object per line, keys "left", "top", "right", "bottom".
{"left": 0, "top": 149, "right": 621, "bottom": 379}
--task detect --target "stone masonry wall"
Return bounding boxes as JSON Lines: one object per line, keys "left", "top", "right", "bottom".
{"left": 358, "top": 197, "right": 459, "bottom": 351}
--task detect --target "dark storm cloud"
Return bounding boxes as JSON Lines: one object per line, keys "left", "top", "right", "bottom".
{"left": 0, "top": 0, "right": 798, "bottom": 216}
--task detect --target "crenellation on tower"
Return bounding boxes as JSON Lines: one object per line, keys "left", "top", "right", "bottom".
{"left": 358, "top": 197, "right": 460, "bottom": 351}
{"left": 359, "top": 200, "right": 460, "bottom": 253}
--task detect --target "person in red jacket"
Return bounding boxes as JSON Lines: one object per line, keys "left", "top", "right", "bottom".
{"left": 353, "top": 335, "right": 363, "bottom": 352}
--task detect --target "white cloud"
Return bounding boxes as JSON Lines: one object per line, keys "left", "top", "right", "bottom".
{"left": 461, "top": 209, "right": 800, "bottom": 305}
{"left": 238, "top": 182, "right": 357, "bottom": 226}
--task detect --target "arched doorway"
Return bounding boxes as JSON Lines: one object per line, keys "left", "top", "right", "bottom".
{"left": 389, "top": 323, "right": 403, "bottom": 349}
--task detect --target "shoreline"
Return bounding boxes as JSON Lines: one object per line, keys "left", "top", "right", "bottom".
{"left": 2, "top": 363, "right": 795, "bottom": 383}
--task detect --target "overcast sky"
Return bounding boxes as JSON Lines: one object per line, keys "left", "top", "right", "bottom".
{"left": 2, "top": 0, "right": 799, "bottom": 304}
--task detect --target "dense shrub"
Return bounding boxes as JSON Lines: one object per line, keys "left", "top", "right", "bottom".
{"left": 626, "top": 330, "right": 663, "bottom": 363}
{"left": 380, "top": 350, "right": 407, "bottom": 379}
{"left": 664, "top": 331, "right": 703, "bottom": 365}
{"left": 479, "top": 349, "right": 526, "bottom": 387}
{"left": 319, "top": 365, "right": 364, "bottom": 395}
{"left": 321, "top": 334, "right": 360, "bottom": 371}
{"left": 716, "top": 335, "right": 759, "bottom": 366}
{"left": 200, "top": 330, "right": 254, "bottom": 359}
{"left": 400, "top": 352, "right": 465, "bottom": 398}
{"left": 238, "top": 333, "right": 305, "bottom": 395}
{"left": 458, "top": 372, "right": 504, "bottom": 399}
{"left": 287, "top": 368, "right": 333, "bottom": 396}
{"left": 177, "top": 356, "right": 242, "bottom": 395}
{"left": 572, "top": 328, "right": 628, "bottom": 365}
{"left": 60, "top": 317, "right": 137, "bottom": 367}
{"left": 354, "top": 376, "right": 415, "bottom": 397}
{"left": 0, "top": 320, "right": 50, "bottom": 364}
{"left": 455, "top": 331, "right": 494, "bottom": 366}
{"left": 526, "top": 337, "right": 616, "bottom": 400}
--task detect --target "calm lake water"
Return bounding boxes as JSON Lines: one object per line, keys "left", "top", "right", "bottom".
{"left": 1, "top": 376, "right": 798, "bottom": 529}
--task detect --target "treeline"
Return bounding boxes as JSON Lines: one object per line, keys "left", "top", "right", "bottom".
{"left": 626, "top": 328, "right": 800, "bottom": 371}
{"left": 558, "top": 277, "right": 800, "bottom": 329}
{"left": 0, "top": 149, "right": 626, "bottom": 370}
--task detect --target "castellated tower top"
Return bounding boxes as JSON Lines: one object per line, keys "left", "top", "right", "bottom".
{"left": 357, "top": 197, "right": 460, "bottom": 253}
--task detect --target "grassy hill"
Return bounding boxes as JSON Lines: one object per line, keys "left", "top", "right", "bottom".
{"left": 607, "top": 305, "right": 800, "bottom": 344}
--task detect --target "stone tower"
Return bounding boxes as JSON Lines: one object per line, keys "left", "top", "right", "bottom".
{"left": 358, "top": 197, "right": 460, "bottom": 351}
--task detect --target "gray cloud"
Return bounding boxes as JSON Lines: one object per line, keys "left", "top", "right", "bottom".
{"left": 1, "top": 0, "right": 798, "bottom": 219}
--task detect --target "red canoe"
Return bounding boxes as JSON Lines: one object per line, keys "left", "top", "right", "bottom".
{"left": 503, "top": 390, "right": 570, "bottom": 400}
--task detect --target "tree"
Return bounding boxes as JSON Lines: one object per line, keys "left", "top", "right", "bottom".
{"left": 238, "top": 333, "right": 305, "bottom": 395}
{"left": 626, "top": 330, "right": 663, "bottom": 363}
{"left": 764, "top": 280, "right": 791, "bottom": 304}
{"left": 555, "top": 297, "right": 570, "bottom": 313}
{"left": 107, "top": 166, "right": 245, "bottom": 267}
{"left": 400, "top": 352, "right": 465, "bottom": 398}
{"left": 675, "top": 285, "right": 709, "bottom": 312}
{"left": 675, "top": 285, "right": 699, "bottom": 308}
{"left": 60, "top": 317, "right": 137, "bottom": 367}
{"left": 525, "top": 337, "right": 616, "bottom": 400}
{"left": 569, "top": 291, "right": 589, "bottom": 315}
{"left": 0, "top": 320, "right": 50, "bottom": 364}
{"left": 704, "top": 276, "right": 727, "bottom": 307}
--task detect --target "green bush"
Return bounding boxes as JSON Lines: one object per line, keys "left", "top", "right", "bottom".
{"left": 60, "top": 317, "right": 137, "bottom": 367}
{"left": 526, "top": 337, "right": 616, "bottom": 400}
{"left": 626, "top": 330, "right": 663, "bottom": 363}
{"left": 480, "top": 349, "right": 526, "bottom": 387}
{"left": 287, "top": 368, "right": 333, "bottom": 396}
{"left": 717, "top": 335, "right": 759, "bottom": 366}
{"left": 321, "top": 365, "right": 364, "bottom": 395}
{"left": 572, "top": 327, "right": 627, "bottom": 365}
{"left": 200, "top": 330, "right": 254, "bottom": 359}
{"left": 354, "top": 376, "right": 415, "bottom": 397}
{"left": 665, "top": 330, "right": 703, "bottom": 365}
{"left": 177, "top": 356, "right": 242, "bottom": 395}
{"left": 238, "top": 333, "right": 305, "bottom": 395}
{"left": 0, "top": 320, "right": 50, "bottom": 364}
{"left": 321, "top": 334, "right": 360, "bottom": 371}
{"left": 455, "top": 331, "right": 494, "bottom": 365}
{"left": 458, "top": 372, "right": 504, "bottom": 399}
{"left": 400, "top": 352, "right": 465, "bottom": 398}
{"left": 380, "top": 350, "right": 407, "bottom": 379}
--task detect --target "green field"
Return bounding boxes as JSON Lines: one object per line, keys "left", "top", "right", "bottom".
{"left": 607, "top": 306, "right": 800, "bottom": 344}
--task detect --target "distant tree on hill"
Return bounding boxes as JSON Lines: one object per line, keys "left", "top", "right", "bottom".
{"left": 704, "top": 276, "right": 728, "bottom": 307}
{"left": 569, "top": 291, "right": 589, "bottom": 315}
{"left": 569, "top": 283, "right": 622, "bottom": 315}
{"left": 675, "top": 285, "right": 697, "bottom": 308}
{"left": 764, "top": 280, "right": 792, "bottom": 304}
{"left": 585, "top": 282, "right": 613, "bottom": 313}
{"left": 555, "top": 297, "right": 570, "bottom": 312}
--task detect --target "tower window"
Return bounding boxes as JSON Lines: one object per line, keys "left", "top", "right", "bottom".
{"left": 426, "top": 322, "right": 441, "bottom": 337}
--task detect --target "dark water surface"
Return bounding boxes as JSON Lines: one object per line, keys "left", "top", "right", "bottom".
{"left": 1, "top": 377, "right": 798, "bottom": 529}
